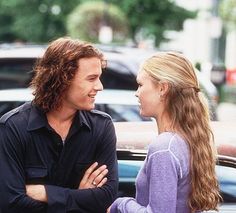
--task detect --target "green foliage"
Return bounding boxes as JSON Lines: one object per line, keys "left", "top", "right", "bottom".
{"left": 0, "top": 0, "right": 195, "bottom": 45}
{"left": 219, "top": 0, "right": 236, "bottom": 31}
{"left": 67, "top": 1, "right": 128, "bottom": 43}
{"left": 109, "top": 0, "right": 196, "bottom": 46}
{"left": 195, "top": 62, "right": 201, "bottom": 71}
{"left": 0, "top": 0, "right": 81, "bottom": 42}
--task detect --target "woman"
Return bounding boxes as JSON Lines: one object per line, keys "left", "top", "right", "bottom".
{"left": 109, "top": 52, "right": 221, "bottom": 212}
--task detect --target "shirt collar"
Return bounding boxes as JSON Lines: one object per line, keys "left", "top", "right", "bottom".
{"left": 78, "top": 111, "right": 91, "bottom": 131}
{"left": 27, "top": 104, "right": 48, "bottom": 131}
{"left": 27, "top": 105, "right": 91, "bottom": 132}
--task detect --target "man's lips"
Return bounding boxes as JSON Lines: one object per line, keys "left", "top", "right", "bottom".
{"left": 88, "top": 94, "right": 97, "bottom": 99}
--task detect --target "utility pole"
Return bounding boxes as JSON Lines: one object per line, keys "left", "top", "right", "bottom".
{"left": 211, "top": 0, "right": 222, "bottom": 64}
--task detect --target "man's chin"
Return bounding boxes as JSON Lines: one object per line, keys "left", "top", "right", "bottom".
{"left": 86, "top": 105, "right": 95, "bottom": 111}
{"left": 77, "top": 104, "right": 95, "bottom": 111}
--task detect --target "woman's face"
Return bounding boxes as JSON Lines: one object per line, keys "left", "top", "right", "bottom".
{"left": 135, "top": 70, "right": 162, "bottom": 118}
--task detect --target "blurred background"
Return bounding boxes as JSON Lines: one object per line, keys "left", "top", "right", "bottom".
{"left": 0, "top": 0, "right": 235, "bottom": 121}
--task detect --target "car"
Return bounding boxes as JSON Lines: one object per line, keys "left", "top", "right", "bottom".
{"left": 0, "top": 44, "right": 219, "bottom": 120}
{"left": 0, "top": 44, "right": 45, "bottom": 89}
{"left": 117, "top": 149, "right": 236, "bottom": 213}
{"left": 115, "top": 121, "right": 236, "bottom": 212}
{"left": 0, "top": 88, "right": 150, "bottom": 122}
{"left": 97, "top": 45, "right": 219, "bottom": 120}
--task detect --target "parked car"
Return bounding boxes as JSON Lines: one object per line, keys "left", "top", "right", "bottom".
{"left": 0, "top": 88, "right": 150, "bottom": 122}
{"left": 98, "top": 45, "right": 219, "bottom": 120}
{"left": 0, "top": 44, "right": 45, "bottom": 89}
{"left": 0, "top": 44, "right": 219, "bottom": 120}
{"left": 115, "top": 121, "right": 236, "bottom": 212}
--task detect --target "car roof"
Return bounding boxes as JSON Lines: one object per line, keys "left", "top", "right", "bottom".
{"left": 0, "top": 88, "right": 139, "bottom": 105}
{"left": 0, "top": 45, "right": 45, "bottom": 59}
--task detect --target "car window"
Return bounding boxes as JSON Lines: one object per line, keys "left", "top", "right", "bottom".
{"left": 101, "top": 67, "right": 138, "bottom": 90}
{"left": 0, "top": 101, "right": 149, "bottom": 122}
{"left": 118, "top": 160, "right": 143, "bottom": 182}
{"left": 0, "top": 59, "right": 34, "bottom": 89}
{"left": 118, "top": 159, "right": 143, "bottom": 197}
{"left": 0, "top": 101, "right": 24, "bottom": 117}
{"left": 95, "top": 104, "right": 151, "bottom": 122}
{"left": 216, "top": 165, "right": 236, "bottom": 202}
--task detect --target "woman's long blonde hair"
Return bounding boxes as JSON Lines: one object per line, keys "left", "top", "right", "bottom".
{"left": 142, "top": 52, "right": 221, "bottom": 212}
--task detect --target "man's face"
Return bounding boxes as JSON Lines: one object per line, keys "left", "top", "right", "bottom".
{"left": 63, "top": 57, "right": 103, "bottom": 111}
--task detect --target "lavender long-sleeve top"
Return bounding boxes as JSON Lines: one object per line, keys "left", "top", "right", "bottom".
{"left": 111, "top": 132, "right": 194, "bottom": 213}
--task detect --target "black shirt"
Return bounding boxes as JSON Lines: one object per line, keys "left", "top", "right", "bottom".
{"left": 0, "top": 102, "right": 118, "bottom": 213}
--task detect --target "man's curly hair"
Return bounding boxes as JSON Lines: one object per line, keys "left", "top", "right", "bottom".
{"left": 30, "top": 37, "right": 105, "bottom": 112}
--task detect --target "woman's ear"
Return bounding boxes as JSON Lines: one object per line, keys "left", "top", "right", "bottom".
{"left": 160, "top": 82, "right": 170, "bottom": 96}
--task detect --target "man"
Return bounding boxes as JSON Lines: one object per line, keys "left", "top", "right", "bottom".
{"left": 0, "top": 37, "right": 118, "bottom": 213}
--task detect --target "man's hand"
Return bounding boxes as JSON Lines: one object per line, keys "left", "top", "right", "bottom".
{"left": 26, "top": 185, "right": 47, "bottom": 202}
{"left": 79, "top": 162, "right": 108, "bottom": 189}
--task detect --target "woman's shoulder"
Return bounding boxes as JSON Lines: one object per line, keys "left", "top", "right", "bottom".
{"left": 148, "top": 132, "right": 189, "bottom": 158}
{"left": 147, "top": 132, "right": 190, "bottom": 176}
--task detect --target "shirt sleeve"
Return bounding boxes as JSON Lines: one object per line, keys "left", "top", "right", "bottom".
{"left": 0, "top": 124, "right": 47, "bottom": 213}
{"left": 45, "top": 119, "right": 119, "bottom": 213}
{"left": 110, "top": 150, "right": 180, "bottom": 213}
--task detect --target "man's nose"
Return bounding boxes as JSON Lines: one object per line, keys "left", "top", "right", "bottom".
{"left": 95, "top": 79, "right": 103, "bottom": 91}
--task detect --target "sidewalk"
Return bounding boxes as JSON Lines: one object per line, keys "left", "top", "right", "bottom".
{"left": 216, "top": 102, "right": 236, "bottom": 121}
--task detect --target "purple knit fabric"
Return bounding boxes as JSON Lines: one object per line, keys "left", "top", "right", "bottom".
{"left": 111, "top": 132, "right": 195, "bottom": 213}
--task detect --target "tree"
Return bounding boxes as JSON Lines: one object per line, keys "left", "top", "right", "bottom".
{"left": 67, "top": 1, "right": 128, "bottom": 43}
{"left": 0, "top": 0, "right": 80, "bottom": 43}
{"left": 219, "top": 0, "right": 236, "bottom": 31}
{"left": 0, "top": 0, "right": 194, "bottom": 45}
{"left": 109, "top": 0, "right": 195, "bottom": 46}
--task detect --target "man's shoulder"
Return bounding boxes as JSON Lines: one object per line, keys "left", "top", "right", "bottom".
{"left": 80, "top": 110, "right": 113, "bottom": 129}
{"left": 0, "top": 102, "right": 31, "bottom": 124}
{"left": 90, "top": 109, "right": 112, "bottom": 120}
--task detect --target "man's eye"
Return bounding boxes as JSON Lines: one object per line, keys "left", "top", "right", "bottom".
{"left": 88, "top": 77, "right": 96, "bottom": 81}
